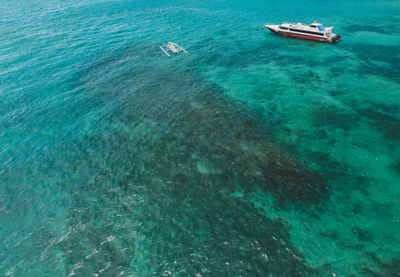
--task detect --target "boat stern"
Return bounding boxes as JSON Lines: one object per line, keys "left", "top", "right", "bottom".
{"left": 329, "top": 34, "right": 341, "bottom": 43}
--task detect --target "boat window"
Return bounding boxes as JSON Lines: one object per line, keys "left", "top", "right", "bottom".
{"left": 289, "top": 28, "right": 325, "bottom": 36}
{"left": 280, "top": 26, "right": 288, "bottom": 30}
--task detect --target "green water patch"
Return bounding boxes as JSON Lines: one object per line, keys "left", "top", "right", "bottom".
{"left": 198, "top": 32, "right": 400, "bottom": 275}
{"left": 350, "top": 31, "right": 400, "bottom": 47}
{"left": 345, "top": 44, "right": 400, "bottom": 82}
{"left": 3, "top": 0, "right": 400, "bottom": 276}
{"left": 343, "top": 24, "right": 393, "bottom": 35}
{"left": 358, "top": 109, "right": 400, "bottom": 141}
{"left": 58, "top": 44, "right": 334, "bottom": 275}
{"left": 196, "top": 160, "right": 223, "bottom": 175}
{"left": 0, "top": 147, "right": 74, "bottom": 276}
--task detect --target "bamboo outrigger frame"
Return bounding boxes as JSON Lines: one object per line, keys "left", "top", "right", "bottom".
{"left": 160, "top": 42, "right": 188, "bottom": 56}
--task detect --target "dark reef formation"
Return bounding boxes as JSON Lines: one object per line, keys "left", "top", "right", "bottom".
{"left": 60, "top": 44, "right": 329, "bottom": 276}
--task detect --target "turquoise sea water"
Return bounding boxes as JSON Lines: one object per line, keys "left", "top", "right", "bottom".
{"left": 1, "top": 0, "right": 400, "bottom": 275}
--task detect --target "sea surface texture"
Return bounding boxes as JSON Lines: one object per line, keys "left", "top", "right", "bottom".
{"left": 1, "top": 0, "right": 400, "bottom": 276}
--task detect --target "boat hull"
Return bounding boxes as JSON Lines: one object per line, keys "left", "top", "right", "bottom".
{"left": 266, "top": 26, "right": 339, "bottom": 43}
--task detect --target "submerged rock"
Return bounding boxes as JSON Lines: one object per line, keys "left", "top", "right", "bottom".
{"left": 359, "top": 109, "right": 400, "bottom": 141}
{"left": 260, "top": 159, "right": 327, "bottom": 206}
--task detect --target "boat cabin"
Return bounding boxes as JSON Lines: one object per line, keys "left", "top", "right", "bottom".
{"left": 310, "top": 22, "right": 325, "bottom": 31}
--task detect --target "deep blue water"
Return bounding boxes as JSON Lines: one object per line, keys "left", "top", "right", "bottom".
{"left": 1, "top": 0, "right": 400, "bottom": 276}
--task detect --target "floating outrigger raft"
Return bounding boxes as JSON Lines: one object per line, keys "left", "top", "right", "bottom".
{"left": 160, "top": 42, "right": 188, "bottom": 56}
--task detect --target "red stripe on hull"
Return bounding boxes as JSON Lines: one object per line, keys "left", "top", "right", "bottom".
{"left": 268, "top": 27, "right": 332, "bottom": 43}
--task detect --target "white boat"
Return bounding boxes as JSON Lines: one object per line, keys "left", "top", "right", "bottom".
{"left": 160, "top": 42, "right": 188, "bottom": 56}
{"left": 265, "top": 21, "right": 341, "bottom": 43}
